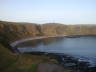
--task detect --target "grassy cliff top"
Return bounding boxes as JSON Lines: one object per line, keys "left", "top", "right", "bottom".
{"left": 0, "top": 43, "right": 58, "bottom": 72}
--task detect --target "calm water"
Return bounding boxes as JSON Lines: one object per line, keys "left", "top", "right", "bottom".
{"left": 15, "top": 36, "right": 96, "bottom": 67}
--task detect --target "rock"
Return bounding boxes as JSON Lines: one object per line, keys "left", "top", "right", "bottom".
{"left": 63, "top": 63, "right": 77, "bottom": 67}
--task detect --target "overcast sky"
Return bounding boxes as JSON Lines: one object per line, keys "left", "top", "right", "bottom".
{"left": 0, "top": 0, "right": 96, "bottom": 24}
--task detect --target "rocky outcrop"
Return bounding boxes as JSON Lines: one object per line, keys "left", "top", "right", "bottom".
{"left": 0, "top": 21, "right": 96, "bottom": 43}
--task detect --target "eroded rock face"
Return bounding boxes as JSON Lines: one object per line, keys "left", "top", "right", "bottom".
{"left": 41, "top": 23, "right": 67, "bottom": 36}
{"left": 0, "top": 21, "right": 41, "bottom": 42}
{"left": 0, "top": 21, "right": 96, "bottom": 43}
{"left": 40, "top": 24, "right": 96, "bottom": 36}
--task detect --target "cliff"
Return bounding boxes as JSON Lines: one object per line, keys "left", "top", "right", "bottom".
{"left": 0, "top": 21, "right": 96, "bottom": 43}
{"left": 0, "top": 21, "right": 42, "bottom": 42}
{"left": 0, "top": 21, "right": 96, "bottom": 72}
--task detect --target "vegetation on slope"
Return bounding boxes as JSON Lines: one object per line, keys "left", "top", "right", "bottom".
{"left": 0, "top": 43, "right": 58, "bottom": 72}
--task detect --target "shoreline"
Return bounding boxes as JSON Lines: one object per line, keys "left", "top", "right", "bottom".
{"left": 10, "top": 35, "right": 96, "bottom": 47}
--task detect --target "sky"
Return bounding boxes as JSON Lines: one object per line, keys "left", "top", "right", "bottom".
{"left": 0, "top": 0, "right": 96, "bottom": 24}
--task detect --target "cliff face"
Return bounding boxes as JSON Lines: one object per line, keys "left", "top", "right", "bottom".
{"left": 41, "top": 23, "right": 67, "bottom": 36}
{"left": 41, "top": 24, "right": 96, "bottom": 36}
{"left": 0, "top": 21, "right": 96, "bottom": 43}
{"left": 0, "top": 21, "right": 41, "bottom": 42}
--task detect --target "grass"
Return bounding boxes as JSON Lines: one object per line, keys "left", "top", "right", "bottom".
{"left": 0, "top": 43, "right": 56, "bottom": 72}
{"left": 0, "top": 44, "right": 38, "bottom": 72}
{"left": 16, "top": 64, "right": 38, "bottom": 72}
{"left": 5, "top": 64, "right": 38, "bottom": 72}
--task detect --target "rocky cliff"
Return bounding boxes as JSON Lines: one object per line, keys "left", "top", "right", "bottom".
{"left": 0, "top": 21, "right": 96, "bottom": 43}
{"left": 0, "top": 21, "right": 42, "bottom": 42}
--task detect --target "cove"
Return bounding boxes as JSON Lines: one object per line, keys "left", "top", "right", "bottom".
{"left": 13, "top": 36, "right": 96, "bottom": 71}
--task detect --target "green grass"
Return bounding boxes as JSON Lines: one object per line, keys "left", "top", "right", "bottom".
{"left": 0, "top": 44, "right": 52, "bottom": 72}
{"left": 0, "top": 44, "right": 38, "bottom": 72}
{"left": 0, "top": 44, "right": 18, "bottom": 72}
{"left": 16, "top": 64, "right": 38, "bottom": 72}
